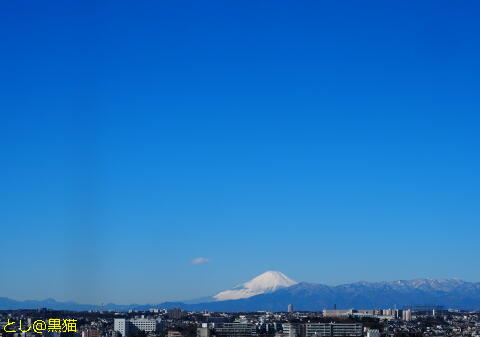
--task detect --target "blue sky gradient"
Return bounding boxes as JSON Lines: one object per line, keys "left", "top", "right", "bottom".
{"left": 1, "top": 1, "right": 480, "bottom": 304}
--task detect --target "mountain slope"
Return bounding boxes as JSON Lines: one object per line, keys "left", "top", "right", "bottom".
{"left": 214, "top": 271, "right": 298, "bottom": 301}
{"left": 170, "top": 278, "right": 480, "bottom": 312}
{"left": 2, "top": 275, "right": 480, "bottom": 311}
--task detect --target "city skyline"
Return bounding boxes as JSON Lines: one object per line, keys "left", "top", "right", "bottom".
{"left": 1, "top": 1, "right": 480, "bottom": 305}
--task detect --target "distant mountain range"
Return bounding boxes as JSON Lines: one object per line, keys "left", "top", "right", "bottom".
{"left": 2, "top": 271, "right": 480, "bottom": 311}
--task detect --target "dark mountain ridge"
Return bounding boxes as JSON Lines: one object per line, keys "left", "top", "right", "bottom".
{"left": 2, "top": 278, "right": 480, "bottom": 311}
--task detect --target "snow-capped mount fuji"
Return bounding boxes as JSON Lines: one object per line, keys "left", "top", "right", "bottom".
{"left": 213, "top": 271, "right": 298, "bottom": 301}
{"left": 3, "top": 275, "right": 480, "bottom": 311}
{"left": 175, "top": 277, "right": 480, "bottom": 311}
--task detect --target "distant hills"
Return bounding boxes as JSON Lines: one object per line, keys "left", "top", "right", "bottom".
{"left": 2, "top": 272, "right": 480, "bottom": 311}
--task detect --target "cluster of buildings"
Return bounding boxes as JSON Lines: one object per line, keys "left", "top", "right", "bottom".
{"left": 1, "top": 306, "right": 480, "bottom": 337}
{"left": 279, "top": 322, "right": 364, "bottom": 337}
{"left": 322, "top": 309, "right": 412, "bottom": 321}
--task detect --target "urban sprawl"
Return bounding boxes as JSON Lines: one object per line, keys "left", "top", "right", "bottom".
{"left": 2, "top": 306, "right": 480, "bottom": 337}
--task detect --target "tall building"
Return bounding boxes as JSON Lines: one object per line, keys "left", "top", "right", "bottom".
{"left": 114, "top": 319, "right": 129, "bottom": 337}
{"left": 288, "top": 304, "right": 293, "bottom": 313}
{"left": 402, "top": 309, "right": 412, "bottom": 321}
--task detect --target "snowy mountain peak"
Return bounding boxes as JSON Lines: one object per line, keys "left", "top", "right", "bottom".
{"left": 214, "top": 271, "right": 298, "bottom": 301}
{"left": 243, "top": 271, "right": 298, "bottom": 291}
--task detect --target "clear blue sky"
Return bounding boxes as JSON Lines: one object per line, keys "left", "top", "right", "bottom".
{"left": 1, "top": 1, "right": 479, "bottom": 305}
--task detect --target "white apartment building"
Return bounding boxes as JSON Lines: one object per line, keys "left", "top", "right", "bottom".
{"left": 114, "top": 317, "right": 161, "bottom": 337}
{"left": 130, "top": 318, "right": 158, "bottom": 332}
{"left": 282, "top": 324, "right": 301, "bottom": 337}
{"left": 114, "top": 319, "right": 129, "bottom": 337}
{"left": 305, "top": 323, "right": 363, "bottom": 337}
